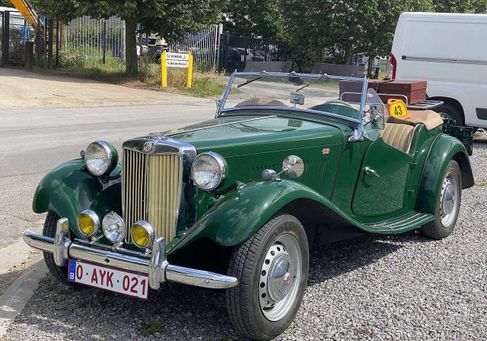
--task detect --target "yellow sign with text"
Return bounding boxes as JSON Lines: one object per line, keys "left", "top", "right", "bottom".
{"left": 388, "top": 99, "right": 409, "bottom": 119}
{"left": 161, "top": 51, "right": 193, "bottom": 89}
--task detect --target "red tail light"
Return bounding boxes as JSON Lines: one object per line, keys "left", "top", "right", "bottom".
{"left": 390, "top": 53, "right": 397, "bottom": 80}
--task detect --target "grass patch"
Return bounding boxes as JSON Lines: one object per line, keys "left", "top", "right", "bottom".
{"left": 139, "top": 317, "right": 165, "bottom": 337}
{"left": 476, "top": 179, "right": 487, "bottom": 187}
{"left": 43, "top": 53, "right": 227, "bottom": 98}
{"left": 138, "top": 63, "right": 227, "bottom": 98}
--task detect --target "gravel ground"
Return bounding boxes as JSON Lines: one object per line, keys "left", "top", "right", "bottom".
{"left": 5, "top": 143, "right": 486, "bottom": 341}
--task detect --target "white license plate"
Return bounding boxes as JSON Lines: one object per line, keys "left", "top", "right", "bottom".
{"left": 68, "top": 260, "right": 149, "bottom": 299}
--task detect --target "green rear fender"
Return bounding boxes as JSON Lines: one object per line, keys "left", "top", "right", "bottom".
{"left": 416, "top": 134, "right": 474, "bottom": 214}
{"left": 170, "top": 180, "right": 352, "bottom": 253}
{"left": 33, "top": 159, "right": 122, "bottom": 238}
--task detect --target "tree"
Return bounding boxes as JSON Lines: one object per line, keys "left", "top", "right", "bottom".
{"left": 32, "top": 0, "right": 225, "bottom": 74}
{"left": 432, "top": 0, "right": 487, "bottom": 13}
{"left": 223, "top": 0, "right": 284, "bottom": 40}
{"left": 281, "top": 0, "right": 431, "bottom": 68}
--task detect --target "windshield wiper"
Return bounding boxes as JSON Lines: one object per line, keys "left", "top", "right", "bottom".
{"left": 237, "top": 76, "right": 262, "bottom": 88}
{"left": 296, "top": 83, "right": 310, "bottom": 92}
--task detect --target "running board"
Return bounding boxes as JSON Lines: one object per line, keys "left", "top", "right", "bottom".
{"left": 364, "top": 211, "right": 434, "bottom": 231}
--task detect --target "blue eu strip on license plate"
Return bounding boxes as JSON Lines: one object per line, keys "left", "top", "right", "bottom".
{"left": 67, "top": 259, "right": 149, "bottom": 299}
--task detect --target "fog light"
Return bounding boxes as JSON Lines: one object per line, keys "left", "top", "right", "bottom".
{"left": 102, "top": 212, "right": 125, "bottom": 244}
{"left": 78, "top": 210, "right": 100, "bottom": 237}
{"left": 131, "top": 221, "right": 154, "bottom": 249}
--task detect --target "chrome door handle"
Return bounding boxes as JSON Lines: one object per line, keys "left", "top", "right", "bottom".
{"left": 364, "top": 166, "right": 380, "bottom": 179}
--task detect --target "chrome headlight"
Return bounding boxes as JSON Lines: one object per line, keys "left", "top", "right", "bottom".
{"left": 78, "top": 210, "right": 100, "bottom": 237}
{"left": 191, "top": 152, "right": 226, "bottom": 191}
{"left": 84, "top": 141, "right": 118, "bottom": 177}
{"left": 102, "top": 212, "right": 125, "bottom": 244}
{"left": 131, "top": 221, "right": 154, "bottom": 249}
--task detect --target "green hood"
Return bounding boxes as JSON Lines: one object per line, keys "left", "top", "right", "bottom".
{"left": 168, "top": 114, "right": 345, "bottom": 156}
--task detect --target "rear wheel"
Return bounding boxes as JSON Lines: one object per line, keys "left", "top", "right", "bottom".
{"left": 226, "top": 214, "right": 309, "bottom": 340}
{"left": 43, "top": 211, "right": 71, "bottom": 284}
{"left": 421, "top": 161, "right": 462, "bottom": 239}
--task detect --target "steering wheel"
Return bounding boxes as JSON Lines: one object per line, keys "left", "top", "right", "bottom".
{"left": 323, "top": 100, "right": 355, "bottom": 109}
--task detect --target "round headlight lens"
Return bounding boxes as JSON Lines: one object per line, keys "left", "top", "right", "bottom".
{"left": 131, "top": 221, "right": 154, "bottom": 249}
{"left": 191, "top": 152, "right": 226, "bottom": 191}
{"left": 102, "top": 212, "right": 125, "bottom": 244}
{"left": 78, "top": 210, "right": 100, "bottom": 237}
{"left": 85, "top": 141, "right": 118, "bottom": 177}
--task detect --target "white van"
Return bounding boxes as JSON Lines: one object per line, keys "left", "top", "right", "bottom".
{"left": 391, "top": 12, "right": 487, "bottom": 128}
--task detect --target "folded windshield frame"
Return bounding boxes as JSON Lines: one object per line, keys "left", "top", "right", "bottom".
{"left": 215, "top": 71, "right": 369, "bottom": 142}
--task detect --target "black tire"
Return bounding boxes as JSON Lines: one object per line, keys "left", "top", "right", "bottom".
{"left": 226, "top": 214, "right": 309, "bottom": 340}
{"left": 43, "top": 211, "right": 71, "bottom": 284}
{"left": 421, "top": 161, "right": 462, "bottom": 240}
{"left": 434, "top": 103, "right": 464, "bottom": 126}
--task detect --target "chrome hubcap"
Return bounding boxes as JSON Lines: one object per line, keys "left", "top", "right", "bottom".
{"left": 259, "top": 234, "right": 301, "bottom": 321}
{"left": 440, "top": 174, "right": 459, "bottom": 227}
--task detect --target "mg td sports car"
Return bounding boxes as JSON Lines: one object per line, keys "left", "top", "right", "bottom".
{"left": 24, "top": 72, "right": 474, "bottom": 340}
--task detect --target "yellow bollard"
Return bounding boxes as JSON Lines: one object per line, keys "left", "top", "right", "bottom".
{"left": 186, "top": 53, "right": 193, "bottom": 88}
{"left": 161, "top": 51, "right": 167, "bottom": 88}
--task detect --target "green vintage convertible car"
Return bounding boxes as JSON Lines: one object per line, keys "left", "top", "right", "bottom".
{"left": 24, "top": 72, "right": 473, "bottom": 340}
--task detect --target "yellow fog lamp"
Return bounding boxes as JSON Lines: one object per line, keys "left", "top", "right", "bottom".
{"left": 78, "top": 210, "right": 100, "bottom": 237}
{"left": 131, "top": 221, "right": 154, "bottom": 249}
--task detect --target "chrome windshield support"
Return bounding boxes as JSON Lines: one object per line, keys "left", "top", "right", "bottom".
{"left": 23, "top": 218, "right": 238, "bottom": 290}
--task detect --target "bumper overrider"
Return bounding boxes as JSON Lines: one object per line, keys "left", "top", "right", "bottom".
{"left": 23, "top": 218, "right": 238, "bottom": 290}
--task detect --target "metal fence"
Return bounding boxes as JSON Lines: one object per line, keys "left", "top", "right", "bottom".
{"left": 1, "top": 10, "right": 33, "bottom": 66}
{"left": 62, "top": 16, "right": 125, "bottom": 60}
{"left": 219, "top": 34, "right": 291, "bottom": 73}
{"left": 169, "top": 24, "right": 222, "bottom": 71}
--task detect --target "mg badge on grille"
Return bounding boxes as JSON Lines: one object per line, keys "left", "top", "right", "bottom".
{"left": 143, "top": 142, "right": 153, "bottom": 152}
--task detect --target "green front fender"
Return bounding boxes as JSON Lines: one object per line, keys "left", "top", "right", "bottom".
{"left": 33, "top": 159, "right": 122, "bottom": 239}
{"left": 170, "top": 180, "right": 353, "bottom": 253}
{"left": 416, "top": 134, "right": 474, "bottom": 214}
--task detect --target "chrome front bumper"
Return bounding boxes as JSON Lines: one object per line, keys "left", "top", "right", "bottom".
{"left": 23, "top": 218, "right": 238, "bottom": 290}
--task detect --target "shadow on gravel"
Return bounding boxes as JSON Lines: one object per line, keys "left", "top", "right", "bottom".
{"left": 11, "top": 231, "right": 433, "bottom": 340}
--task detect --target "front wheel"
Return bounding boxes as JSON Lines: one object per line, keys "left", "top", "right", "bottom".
{"left": 43, "top": 211, "right": 71, "bottom": 285}
{"left": 421, "top": 160, "right": 462, "bottom": 239}
{"left": 226, "top": 214, "right": 309, "bottom": 340}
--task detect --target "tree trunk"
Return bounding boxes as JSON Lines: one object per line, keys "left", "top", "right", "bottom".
{"left": 367, "top": 53, "right": 374, "bottom": 78}
{"left": 124, "top": 17, "right": 138, "bottom": 75}
{"left": 343, "top": 42, "right": 353, "bottom": 65}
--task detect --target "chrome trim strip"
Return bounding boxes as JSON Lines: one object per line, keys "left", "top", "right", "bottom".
{"left": 23, "top": 227, "right": 238, "bottom": 290}
{"left": 402, "top": 55, "right": 487, "bottom": 66}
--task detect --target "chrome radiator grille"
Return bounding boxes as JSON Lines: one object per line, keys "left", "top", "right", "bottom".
{"left": 123, "top": 149, "right": 182, "bottom": 243}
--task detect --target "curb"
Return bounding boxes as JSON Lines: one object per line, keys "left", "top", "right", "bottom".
{"left": 0, "top": 261, "right": 47, "bottom": 337}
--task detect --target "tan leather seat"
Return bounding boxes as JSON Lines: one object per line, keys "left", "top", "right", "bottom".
{"left": 389, "top": 110, "right": 443, "bottom": 130}
{"left": 380, "top": 123, "right": 415, "bottom": 153}
{"left": 235, "top": 97, "right": 287, "bottom": 107}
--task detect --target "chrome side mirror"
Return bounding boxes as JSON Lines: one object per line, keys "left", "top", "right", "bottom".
{"left": 282, "top": 155, "right": 304, "bottom": 178}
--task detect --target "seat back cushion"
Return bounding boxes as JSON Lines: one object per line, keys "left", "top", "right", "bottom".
{"left": 388, "top": 110, "right": 443, "bottom": 130}
{"left": 380, "top": 123, "right": 415, "bottom": 153}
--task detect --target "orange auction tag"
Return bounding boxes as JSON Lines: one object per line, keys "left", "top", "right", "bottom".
{"left": 388, "top": 99, "right": 409, "bottom": 119}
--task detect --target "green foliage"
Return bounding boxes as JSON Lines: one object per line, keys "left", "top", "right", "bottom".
{"left": 139, "top": 318, "right": 164, "bottom": 337}
{"left": 224, "top": 0, "right": 285, "bottom": 40}
{"left": 32, "top": 0, "right": 226, "bottom": 74}
{"left": 432, "top": 0, "right": 487, "bottom": 13}
{"left": 0, "top": 0, "right": 12, "bottom": 6}
{"left": 281, "top": 0, "right": 431, "bottom": 65}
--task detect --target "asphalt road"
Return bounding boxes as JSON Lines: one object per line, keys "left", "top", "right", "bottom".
{"left": 0, "top": 103, "right": 215, "bottom": 248}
